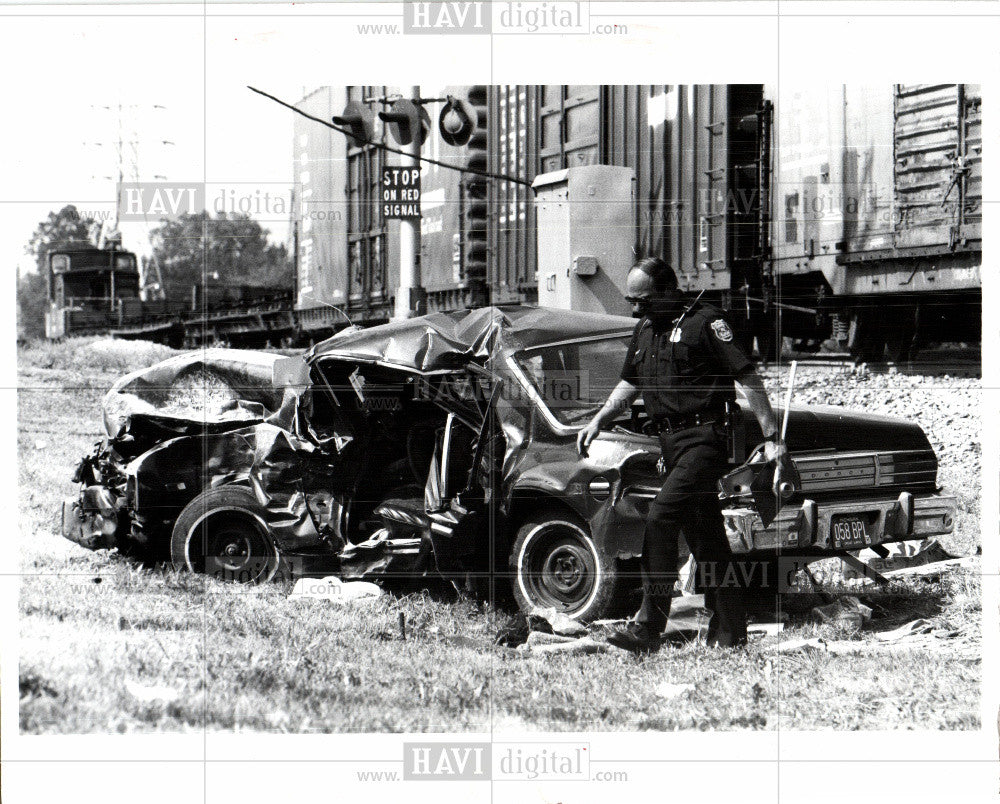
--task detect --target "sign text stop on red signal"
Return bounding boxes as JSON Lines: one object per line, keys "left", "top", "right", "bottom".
{"left": 382, "top": 167, "right": 421, "bottom": 218}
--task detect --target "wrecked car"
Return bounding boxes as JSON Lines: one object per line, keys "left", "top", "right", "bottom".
{"left": 62, "top": 306, "right": 957, "bottom": 621}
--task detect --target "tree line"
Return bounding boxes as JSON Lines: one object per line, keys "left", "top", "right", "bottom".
{"left": 18, "top": 205, "right": 293, "bottom": 339}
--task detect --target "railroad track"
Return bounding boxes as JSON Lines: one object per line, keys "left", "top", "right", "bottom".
{"left": 763, "top": 349, "right": 981, "bottom": 378}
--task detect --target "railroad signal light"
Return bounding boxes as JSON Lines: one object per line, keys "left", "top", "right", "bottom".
{"left": 378, "top": 99, "right": 430, "bottom": 147}
{"left": 332, "top": 101, "right": 375, "bottom": 148}
{"left": 438, "top": 96, "right": 479, "bottom": 147}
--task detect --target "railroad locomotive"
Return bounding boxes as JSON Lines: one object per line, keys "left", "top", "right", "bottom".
{"left": 43, "top": 244, "right": 292, "bottom": 348}
{"left": 43, "top": 245, "right": 141, "bottom": 340}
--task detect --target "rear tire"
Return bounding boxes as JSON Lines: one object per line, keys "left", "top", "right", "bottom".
{"left": 509, "top": 510, "right": 618, "bottom": 622}
{"left": 170, "top": 486, "right": 280, "bottom": 584}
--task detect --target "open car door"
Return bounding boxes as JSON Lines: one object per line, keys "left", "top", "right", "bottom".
{"left": 423, "top": 375, "right": 503, "bottom": 580}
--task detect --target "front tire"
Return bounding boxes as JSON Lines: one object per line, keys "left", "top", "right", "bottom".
{"left": 509, "top": 511, "right": 618, "bottom": 622}
{"left": 170, "top": 486, "right": 280, "bottom": 584}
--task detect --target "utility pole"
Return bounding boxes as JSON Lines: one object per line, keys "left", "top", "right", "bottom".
{"left": 394, "top": 85, "right": 425, "bottom": 320}
{"left": 87, "top": 102, "right": 171, "bottom": 299}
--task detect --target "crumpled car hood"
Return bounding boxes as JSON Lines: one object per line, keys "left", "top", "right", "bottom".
{"left": 101, "top": 348, "right": 287, "bottom": 437}
{"left": 308, "top": 305, "right": 636, "bottom": 372}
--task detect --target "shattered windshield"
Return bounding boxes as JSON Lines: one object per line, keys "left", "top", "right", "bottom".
{"left": 515, "top": 334, "right": 632, "bottom": 426}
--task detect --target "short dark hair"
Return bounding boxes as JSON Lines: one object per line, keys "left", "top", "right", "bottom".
{"left": 633, "top": 256, "right": 678, "bottom": 295}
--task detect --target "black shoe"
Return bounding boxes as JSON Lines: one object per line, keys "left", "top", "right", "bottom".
{"left": 606, "top": 622, "right": 663, "bottom": 654}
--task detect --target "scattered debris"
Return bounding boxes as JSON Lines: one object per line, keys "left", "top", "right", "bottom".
{"left": 875, "top": 619, "right": 935, "bottom": 642}
{"left": 748, "top": 622, "right": 785, "bottom": 636}
{"left": 870, "top": 619, "right": 976, "bottom": 654}
{"left": 495, "top": 614, "right": 530, "bottom": 647}
{"left": 654, "top": 681, "right": 695, "bottom": 699}
{"left": 771, "top": 619, "right": 976, "bottom": 657}
{"left": 519, "top": 637, "right": 615, "bottom": 656}
{"left": 811, "top": 595, "right": 873, "bottom": 632}
{"left": 527, "top": 607, "right": 589, "bottom": 637}
{"left": 868, "top": 539, "right": 955, "bottom": 573}
{"left": 34, "top": 440, "right": 47, "bottom": 450}
{"left": 774, "top": 637, "right": 827, "bottom": 654}
{"left": 829, "top": 540, "right": 976, "bottom": 586}
{"left": 124, "top": 680, "right": 180, "bottom": 704}
{"left": 288, "top": 576, "right": 382, "bottom": 604}
{"left": 882, "top": 557, "right": 978, "bottom": 579}
{"left": 524, "top": 631, "right": 578, "bottom": 647}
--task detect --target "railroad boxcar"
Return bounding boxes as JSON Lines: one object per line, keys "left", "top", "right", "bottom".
{"left": 767, "top": 84, "right": 981, "bottom": 360}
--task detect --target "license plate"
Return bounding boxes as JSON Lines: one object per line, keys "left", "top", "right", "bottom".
{"left": 831, "top": 515, "right": 872, "bottom": 549}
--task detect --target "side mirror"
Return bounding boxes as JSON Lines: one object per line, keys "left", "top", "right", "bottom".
{"left": 272, "top": 356, "right": 311, "bottom": 390}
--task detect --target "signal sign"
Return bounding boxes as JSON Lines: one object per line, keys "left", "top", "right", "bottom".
{"left": 382, "top": 167, "right": 421, "bottom": 219}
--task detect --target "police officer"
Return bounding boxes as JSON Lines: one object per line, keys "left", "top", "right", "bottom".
{"left": 577, "top": 257, "right": 786, "bottom": 652}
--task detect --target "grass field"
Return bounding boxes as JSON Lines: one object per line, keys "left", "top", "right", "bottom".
{"left": 18, "top": 338, "right": 982, "bottom": 733}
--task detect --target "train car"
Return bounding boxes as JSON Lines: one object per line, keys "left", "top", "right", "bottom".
{"left": 299, "top": 84, "right": 978, "bottom": 357}
{"left": 44, "top": 245, "right": 141, "bottom": 339}
{"left": 482, "top": 84, "right": 981, "bottom": 359}
{"left": 768, "top": 84, "right": 981, "bottom": 359}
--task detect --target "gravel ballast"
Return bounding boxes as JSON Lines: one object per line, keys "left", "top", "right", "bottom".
{"left": 759, "top": 364, "right": 981, "bottom": 556}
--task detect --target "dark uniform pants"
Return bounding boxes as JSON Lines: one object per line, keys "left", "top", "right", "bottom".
{"left": 636, "top": 422, "right": 748, "bottom": 647}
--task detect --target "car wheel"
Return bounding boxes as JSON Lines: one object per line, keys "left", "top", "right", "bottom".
{"left": 170, "top": 486, "right": 280, "bottom": 584}
{"left": 509, "top": 511, "right": 618, "bottom": 622}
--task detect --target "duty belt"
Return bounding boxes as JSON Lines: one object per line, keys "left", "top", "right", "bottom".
{"left": 655, "top": 411, "right": 723, "bottom": 434}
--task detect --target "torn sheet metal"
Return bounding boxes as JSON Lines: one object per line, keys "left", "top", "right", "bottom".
{"left": 102, "top": 348, "right": 285, "bottom": 436}
{"left": 309, "top": 305, "right": 634, "bottom": 373}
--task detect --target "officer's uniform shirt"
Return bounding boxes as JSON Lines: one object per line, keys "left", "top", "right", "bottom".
{"left": 620, "top": 301, "right": 753, "bottom": 422}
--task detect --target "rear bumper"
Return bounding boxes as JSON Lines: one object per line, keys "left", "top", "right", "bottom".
{"left": 722, "top": 491, "right": 956, "bottom": 554}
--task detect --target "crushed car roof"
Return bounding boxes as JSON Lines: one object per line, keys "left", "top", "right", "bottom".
{"left": 308, "top": 305, "right": 637, "bottom": 372}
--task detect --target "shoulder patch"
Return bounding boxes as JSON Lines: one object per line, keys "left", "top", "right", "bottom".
{"left": 710, "top": 318, "right": 734, "bottom": 342}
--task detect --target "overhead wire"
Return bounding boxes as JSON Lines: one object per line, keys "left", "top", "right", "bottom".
{"left": 247, "top": 85, "right": 532, "bottom": 187}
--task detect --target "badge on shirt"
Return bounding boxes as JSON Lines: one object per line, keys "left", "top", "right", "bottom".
{"left": 711, "top": 319, "right": 734, "bottom": 342}
{"left": 669, "top": 327, "right": 682, "bottom": 342}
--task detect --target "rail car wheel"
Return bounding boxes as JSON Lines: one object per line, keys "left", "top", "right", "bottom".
{"left": 884, "top": 306, "right": 919, "bottom": 364}
{"left": 509, "top": 511, "right": 618, "bottom": 622}
{"left": 753, "top": 312, "right": 782, "bottom": 363}
{"left": 170, "top": 486, "right": 280, "bottom": 584}
{"left": 848, "top": 312, "right": 886, "bottom": 363}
